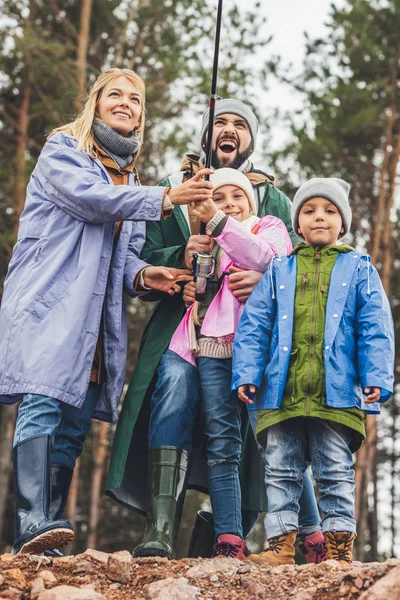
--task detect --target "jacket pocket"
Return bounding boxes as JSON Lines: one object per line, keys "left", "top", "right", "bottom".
{"left": 29, "top": 264, "right": 73, "bottom": 322}
{"left": 283, "top": 346, "right": 301, "bottom": 405}
{"left": 319, "top": 274, "right": 330, "bottom": 307}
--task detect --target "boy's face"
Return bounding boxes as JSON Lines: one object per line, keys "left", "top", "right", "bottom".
{"left": 213, "top": 184, "right": 251, "bottom": 222}
{"left": 298, "top": 197, "right": 344, "bottom": 246}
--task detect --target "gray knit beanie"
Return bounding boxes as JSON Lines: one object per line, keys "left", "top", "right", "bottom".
{"left": 200, "top": 98, "right": 259, "bottom": 149}
{"left": 292, "top": 177, "right": 352, "bottom": 238}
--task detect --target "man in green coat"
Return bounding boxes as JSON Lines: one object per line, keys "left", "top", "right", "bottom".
{"left": 106, "top": 99, "right": 314, "bottom": 558}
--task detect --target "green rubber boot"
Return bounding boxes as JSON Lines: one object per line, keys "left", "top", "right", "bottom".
{"left": 133, "top": 446, "right": 189, "bottom": 559}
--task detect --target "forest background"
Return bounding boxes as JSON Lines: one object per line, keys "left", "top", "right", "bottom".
{"left": 0, "top": 0, "right": 398, "bottom": 563}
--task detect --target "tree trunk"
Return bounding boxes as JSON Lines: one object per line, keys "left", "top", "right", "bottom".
{"left": 87, "top": 421, "right": 108, "bottom": 550}
{"left": 75, "top": 0, "right": 93, "bottom": 110}
{"left": 14, "top": 74, "right": 31, "bottom": 228}
{"left": 0, "top": 404, "right": 17, "bottom": 539}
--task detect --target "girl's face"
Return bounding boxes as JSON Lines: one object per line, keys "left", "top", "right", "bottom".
{"left": 298, "top": 197, "right": 344, "bottom": 246}
{"left": 97, "top": 76, "right": 142, "bottom": 137}
{"left": 212, "top": 184, "right": 251, "bottom": 222}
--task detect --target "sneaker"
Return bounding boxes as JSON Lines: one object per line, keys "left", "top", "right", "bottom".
{"left": 212, "top": 534, "right": 250, "bottom": 560}
{"left": 299, "top": 531, "right": 326, "bottom": 564}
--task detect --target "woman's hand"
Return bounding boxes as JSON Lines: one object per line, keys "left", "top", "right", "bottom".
{"left": 143, "top": 267, "right": 192, "bottom": 295}
{"left": 191, "top": 198, "right": 219, "bottom": 223}
{"left": 183, "top": 281, "right": 196, "bottom": 305}
{"left": 168, "top": 169, "right": 214, "bottom": 205}
{"left": 364, "top": 387, "right": 381, "bottom": 403}
{"left": 238, "top": 384, "right": 257, "bottom": 405}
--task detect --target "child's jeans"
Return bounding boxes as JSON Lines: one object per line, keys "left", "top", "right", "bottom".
{"left": 13, "top": 383, "right": 100, "bottom": 470}
{"left": 149, "top": 349, "right": 242, "bottom": 538}
{"left": 262, "top": 417, "right": 356, "bottom": 538}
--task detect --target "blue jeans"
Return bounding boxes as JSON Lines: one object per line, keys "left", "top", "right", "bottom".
{"left": 150, "top": 350, "right": 242, "bottom": 538}
{"left": 262, "top": 417, "right": 356, "bottom": 538}
{"left": 247, "top": 410, "right": 320, "bottom": 537}
{"left": 14, "top": 384, "right": 100, "bottom": 470}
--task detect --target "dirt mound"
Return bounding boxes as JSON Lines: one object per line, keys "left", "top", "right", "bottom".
{"left": 0, "top": 550, "right": 399, "bottom": 599}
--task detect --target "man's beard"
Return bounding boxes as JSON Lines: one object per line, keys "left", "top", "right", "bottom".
{"left": 211, "top": 143, "right": 253, "bottom": 170}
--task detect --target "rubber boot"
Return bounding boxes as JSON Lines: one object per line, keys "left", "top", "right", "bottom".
{"left": 12, "top": 435, "right": 74, "bottom": 555}
{"left": 187, "top": 510, "right": 215, "bottom": 558}
{"left": 45, "top": 465, "right": 74, "bottom": 558}
{"left": 248, "top": 530, "right": 297, "bottom": 565}
{"left": 133, "top": 446, "right": 189, "bottom": 559}
{"left": 324, "top": 531, "right": 356, "bottom": 565}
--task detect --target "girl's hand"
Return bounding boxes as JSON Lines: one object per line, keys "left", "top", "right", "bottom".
{"left": 143, "top": 267, "right": 192, "bottom": 295}
{"left": 191, "top": 198, "right": 219, "bottom": 223}
{"left": 364, "top": 387, "right": 381, "bottom": 403}
{"left": 168, "top": 169, "right": 214, "bottom": 205}
{"left": 238, "top": 384, "right": 257, "bottom": 405}
{"left": 183, "top": 280, "right": 196, "bottom": 305}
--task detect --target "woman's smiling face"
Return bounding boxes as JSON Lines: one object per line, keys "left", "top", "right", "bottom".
{"left": 97, "top": 75, "right": 142, "bottom": 137}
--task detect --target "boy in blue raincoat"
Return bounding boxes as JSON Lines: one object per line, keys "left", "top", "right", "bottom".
{"left": 232, "top": 177, "right": 394, "bottom": 565}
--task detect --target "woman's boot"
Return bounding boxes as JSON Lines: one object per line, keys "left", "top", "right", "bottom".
{"left": 187, "top": 510, "right": 215, "bottom": 558}
{"left": 133, "top": 446, "right": 189, "bottom": 559}
{"left": 45, "top": 465, "right": 74, "bottom": 558}
{"left": 12, "top": 435, "right": 74, "bottom": 554}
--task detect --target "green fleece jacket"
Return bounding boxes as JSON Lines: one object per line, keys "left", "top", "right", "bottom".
{"left": 257, "top": 244, "right": 366, "bottom": 452}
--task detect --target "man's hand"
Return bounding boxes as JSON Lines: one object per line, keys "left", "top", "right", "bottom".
{"left": 238, "top": 384, "right": 257, "bottom": 405}
{"left": 364, "top": 387, "right": 381, "bottom": 404}
{"left": 191, "top": 198, "right": 219, "bottom": 223}
{"left": 228, "top": 267, "right": 263, "bottom": 302}
{"left": 184, "top": 234, "right": 213, "bottom": 269}
{"left": 183, "top": 280, "right": 196, "bottom": 305}
{"left": 168, "top": 168, "right": 214, "bottom": 205}
{"left": 143, "top": 267, "right": 192, "bottom": 296}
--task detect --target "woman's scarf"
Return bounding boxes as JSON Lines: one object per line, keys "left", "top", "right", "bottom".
{"left": 93, "top": 119, "right": 141, "bottom": 170}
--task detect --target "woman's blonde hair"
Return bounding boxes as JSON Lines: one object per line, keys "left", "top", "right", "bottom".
{"left": 50, "top": 68, "right": 146, "bottom": 159}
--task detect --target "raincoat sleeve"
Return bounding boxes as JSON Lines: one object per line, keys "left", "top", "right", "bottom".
{"left": 232, "top": 263, "right": 277, "bottom": 392}
{"left": 214, "top": 216, "right": 291, "bottom": 271}
{"left": 123, "top": 223, "right": 149, "bottom": 298}
{"left": 36, "top": 135, "right": 165, "bottom": 224}
{"left": 356, "top": 261, "right": 395, "bottom": 402}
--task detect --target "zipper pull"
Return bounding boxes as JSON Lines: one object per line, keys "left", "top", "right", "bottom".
{"left": 302, "top": 273, "right": 308, "bottom": 283}
{"left": 315, "top": 250, "right": 321, "bottom": 260}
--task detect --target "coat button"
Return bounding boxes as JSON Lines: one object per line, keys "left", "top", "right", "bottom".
{"left": 282, "top": 315, "right": 288, "bottom": 320}
{"left": 342, "top": 282, "right": 347, "bottom": 286}
{"left": 279, "top": 285, "right": 285, "bottom": 289}
{"left": 333, "top": 313, "right": 338, "bottom": 318}
{"left": 325, "top": 345, "right": 330, "bottom": 350}
{"left": 283, "top": 346, "right": 288, "bottom": 352}
{"left": 149, "top": 208, "right": 157, "bottom": 217}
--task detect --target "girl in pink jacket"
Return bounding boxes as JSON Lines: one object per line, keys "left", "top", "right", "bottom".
{"left": 133, "top": 168, "right": 291, "bottom": 560}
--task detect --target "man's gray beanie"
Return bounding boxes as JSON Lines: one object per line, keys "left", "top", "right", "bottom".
{"left": 292, "top": 177, "right": 352, "bottom": 237}
{"left": 200, "top": 98, "right": 259, "bottom": 148}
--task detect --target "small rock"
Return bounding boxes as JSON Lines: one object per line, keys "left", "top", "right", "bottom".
{"left": 237, "top": 564, "right": 252, "bottom": 574}
{"left": 240, "top": 575, "right": 264, "bottom": 595}
{"left": 107, "top": 550, "right": 132, "bottom": 582}
{"left": 73, "top": 561, "right": 98, "bottom": 575}
{"left": 80, "top": 585, "right": 95, "bottom": 590}
{"left": 145, "top": 577, "right": 201, "bottom": 600}
{"left": 0, "top": 574, "right": 4, "bottom": 586}
{"left": 386, "top": 558, "right": 400, "bottom": 567}
{"left": 0, "top": 588, "right": 22, "bottom": 599}
{"left": 354, "top": 577, "right": 364, "bottom": 589}
{"left": 134, "top": 556, "right": 168, "bottom": 564}
{"left": 210, "top": 575, "right": 219, "bottom": 582}
{"left": 31, "top": 578, "right": 45, "bottom": 600}
{"left": 0, "top": 554, "right": 14, "bottom": 564}
{"left": 38, "top": 586, "right": 106, "bottom": 600}
{"left": 295, "top": 588, "right": 318, "bottom": 600}
{"left": 81, "top": 549, "right": 109, "bottom": 565}
{"left": 109, "top": 583, "right": 121, "bottom": 590}
{"left": 3, "top": 569, "right": 27, "bottom": 590}
{"left": 52, "top": 556, "right": 77, "bottom": 566}
{"left": 37, "top": 572, "right": 57, "bottom": 586}
{"left": 272, "top": 564, "right": 296, "bottom": 574}
{"left": 186, "top": 557, "right": 239, "bottom": 578}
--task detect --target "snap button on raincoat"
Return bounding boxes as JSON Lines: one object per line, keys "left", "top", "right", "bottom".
{"left": 0, "top": 132, "right": 165, "bottom": 422}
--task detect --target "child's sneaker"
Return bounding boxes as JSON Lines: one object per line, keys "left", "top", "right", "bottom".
{"left": 324, "top": 531, "right": 355, "bottom": 565}
{"left": 212, "top": 534, "right": 250, "bottom": 560}
{"left": 248, "top": 531, "right": 297, "bottom": 565}
{"left": 299, "top": 531, "right": 326, "bottom": 564}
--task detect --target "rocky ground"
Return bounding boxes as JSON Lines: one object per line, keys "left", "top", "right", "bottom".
{"left": 0, "top": 550, "right": 400, "bottom": 600}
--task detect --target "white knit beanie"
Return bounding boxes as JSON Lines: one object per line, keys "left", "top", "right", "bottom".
{"left": 292, "top": 177, "right": 352, "bottom": 237}
{"left": 211, "top": 168, "right": 256, "bottom": 214}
